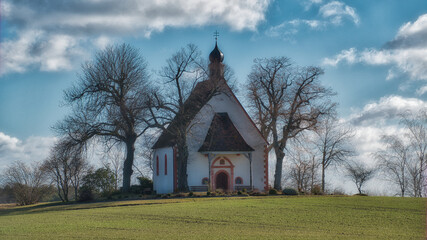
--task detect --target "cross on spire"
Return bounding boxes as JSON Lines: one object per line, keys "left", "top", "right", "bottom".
{"left": 214, "top": 30, "right": 219, "bottom": 43}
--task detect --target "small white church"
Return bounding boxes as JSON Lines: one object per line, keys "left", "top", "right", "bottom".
{"left": 152, "top": 41, "right": 268, "bottom": 194}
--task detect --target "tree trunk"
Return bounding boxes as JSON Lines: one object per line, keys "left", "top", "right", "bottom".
{"left": 177, "top": 141, "right": 189, "bottom": 192}
{"left": 274, "top": 149, "right": 285, "bottom": 190}
{"left": 321, "top": 160, "right": 326, "bottom": 192}
{"left": 357, "top": 185, "right": 362, "bottom": 194}
{"left": 122, "top": 139, "right": 136, "bottom": 192}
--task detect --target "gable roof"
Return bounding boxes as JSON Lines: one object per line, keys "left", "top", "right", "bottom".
{"left": 198, "top": 112, "right": 254, "bottom": 152}
{"left": 152, "top": 80, "right": 216, "bottom": 149}
{"left": 152, "top": 78, "right": 268, "bottom": 149}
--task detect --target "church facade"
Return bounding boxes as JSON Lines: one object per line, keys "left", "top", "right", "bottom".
{"left": 152, "top": 42, "right": 268, "bottom": 194}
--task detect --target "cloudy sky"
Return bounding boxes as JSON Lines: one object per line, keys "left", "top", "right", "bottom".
{"left": 1, "top": 0, "right": 427, "bottom": 194}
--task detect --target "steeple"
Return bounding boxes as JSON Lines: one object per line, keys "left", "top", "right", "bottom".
{"left": 209, "top": 31, "right": 224, "bottom": 82}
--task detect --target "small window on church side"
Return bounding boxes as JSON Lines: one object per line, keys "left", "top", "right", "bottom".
{"left": 235, "top": 177, "right": 243, "bottom": 184}
{"left": 164, "top": 154, "right": 167, "bottom": 175}
{"left": 220, "top": 159, "right": 225, "bottom": 165}
{"left": 156, "top": 156, "right": 159, "bottom": 176}
{"left": 202, "top": 177, "right": 209, "bottom": 185}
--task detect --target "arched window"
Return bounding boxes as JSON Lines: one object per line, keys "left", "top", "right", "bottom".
{"left": 156, "top": 156, "right": 159, "bottom": 176}
{"left": 202, "top": 177, "right": 209, "bottom": 185}
{"left": 235, "top": 177, "right": 243, "bottom": 184}
{"left": 220, "top": 159, "right": 225, "bottom": 165}
{"left": 164, "top": 154, "right": 168, "bottom": 175}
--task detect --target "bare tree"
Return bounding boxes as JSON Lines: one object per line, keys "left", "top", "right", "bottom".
{"left": 247, "top": 57, "right": 335, "bottom": 190}
{"left": 134, "top": 133, "right": 157, "bottom": 178}
{"left": 55, "top": 43, "right": 150, "bottom": 192}
{"left": 375, "top": 135, "right": 409, "bottom": 197}
{"left": 314, "top": 115, "right": 354, "bottom": 192}
{"left": 287, "top": 139, "right": 319, "bottom": 192}
{"left": 400, "top": 110, "right": 427, "bottom": 197}
{"left": 406, "top": 157, "right": 424, "bottom": 197}
{"left": 43, "top": 138, "right": 90, "bottom": 201}
{"left": 345, "top": 161, "right": 376, "bottom": 195}
{"left": 3, "top": 161, "right": 46, "bottom": 205}
{"left": 101, "top": 145, "right": 124, "bottom": 191}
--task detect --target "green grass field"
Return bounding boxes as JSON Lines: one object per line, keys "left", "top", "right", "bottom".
{"left": 0, "top": 195, "right": 425, "bottom": 239}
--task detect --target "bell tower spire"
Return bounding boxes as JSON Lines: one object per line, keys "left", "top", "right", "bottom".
{"left": 209, "top": 31, "right": 224, "bottom": 82}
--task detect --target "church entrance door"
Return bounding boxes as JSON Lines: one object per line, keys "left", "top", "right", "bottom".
{"left": 215, "top": 172, "right": 228, "bottom": 191}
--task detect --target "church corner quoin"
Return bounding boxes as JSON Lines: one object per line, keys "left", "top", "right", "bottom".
{"left": 152, "top": 42, "right": 268, "bottom": 194}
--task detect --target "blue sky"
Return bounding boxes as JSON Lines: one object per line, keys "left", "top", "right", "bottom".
{"left": 1, "top": 0, "right": 427, "bottom": 193}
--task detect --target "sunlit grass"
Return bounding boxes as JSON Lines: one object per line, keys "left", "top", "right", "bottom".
{"left": 0, "top": 195, "right": 425, "bottom": 239}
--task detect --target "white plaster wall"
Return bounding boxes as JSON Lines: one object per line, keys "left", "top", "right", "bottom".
{"left": 152, "top": 147, "right": 174, "bottom": 194}
{"left": 186, "top": 90, "right": 267, "bottom": 191}
{"left": 187, "top": 154, "right": 251, "bottom": 189}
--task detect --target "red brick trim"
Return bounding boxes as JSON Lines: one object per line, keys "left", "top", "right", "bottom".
{"left": 263, "top": 145, "right": 269, "bottom": 191}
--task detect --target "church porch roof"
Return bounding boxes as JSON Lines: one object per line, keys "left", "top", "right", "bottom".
{"left": 198, "top": 112, "right": 254, "bottom": 153}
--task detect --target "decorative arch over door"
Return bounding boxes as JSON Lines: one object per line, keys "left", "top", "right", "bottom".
{"left": 211, "top": 156, "right": 234, "bottom": 191}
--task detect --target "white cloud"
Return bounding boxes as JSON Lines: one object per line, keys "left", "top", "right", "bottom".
{"left": 335, "top": 96, "right": 427, "bottom": 195}
{"left": 302, "top": 0, "right": 323, "bottom": 11}
{"left": 348, "top": 95, "right": 427, "bottom": 126}
{"left": 323, "top": 14, "right": 427, "bottom": 83}
{"left": 342, "top": 95, "right": 425, "bottom": 163}
{"left": 266, "top": 1, "right": 359, "bottom": 40}
{"left": 319, "top": 1, "right": 359, "bottom": 26}
{"left": 0, "top": 132, "right": 56, "bottom": 173}
{"left": 0, "top": 30, "right": 87, "bottom": 75}
{"left": 1, "top": 0, "right": 271, "bottom": 75}
{"left": 265, "top": 19, "right": 324, "bottom": 39}
{"left": 416, "top": 85, "right": 427, "bottom": 96}
{"left": 322, "top": 48, "right": 356, "bottom": 66}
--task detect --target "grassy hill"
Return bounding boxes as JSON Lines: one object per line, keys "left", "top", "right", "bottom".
{"left": 0, "top": 195, "right": 425, "bottom": 239}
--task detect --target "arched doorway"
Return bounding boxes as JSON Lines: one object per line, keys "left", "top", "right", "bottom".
{"left": 215, "top": 172, "right": 228, "bottom": 191}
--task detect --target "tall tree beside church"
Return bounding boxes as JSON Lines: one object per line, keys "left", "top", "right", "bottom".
{"left": 247, "top": 57, "right": 335, "bottom": 190}
{"left": 147, "top": 44, "right": 206, "bottom": 192}
{"left": 55, "top": 44, "right": 150, "bottom": 192}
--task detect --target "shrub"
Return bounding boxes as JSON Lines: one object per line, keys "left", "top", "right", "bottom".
{"left": 188, "top": 192, "right": 194, "bottom": 197}
{"left": 311, "top": 185, "right": 323, "bottom": 195}
{"left": 242, "top": 188, "right": 247, "bottom": 193}
{"left": 282, "top": 188, "right": 298, "bottom": 196}
{"left": 174, "top": 193, "right": 186, "bottom": 198}
{"left": 80, "top": 167, "right": 116, "bottom": 200}
{"left": 269, "top": 189, "right": 278, "bottom": 195}
{"left": 332, "top": 188, "right": 346, "bottom": 195}
{"left": 237, "top": 191, "right": 242, "bottom": 195}
{"left": 353, "top": 193, "right": 368, "bottom": 196}
{"left": 137, "top": 176, "right": 153, "bottom": 190}
{"left": 249, "top": 191, "right": 267, "bottom": 196}
{"left": 207, "top": 191, "right": 211, "bottom": 196}
{"left": 3, "top": 161, "right": 48, "bottom": 205}
{"left": 129, "top": 185, "right": 142, "bottom": 194}
{"left": 78, "top": 185, "right": 94, "bottom": 202}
